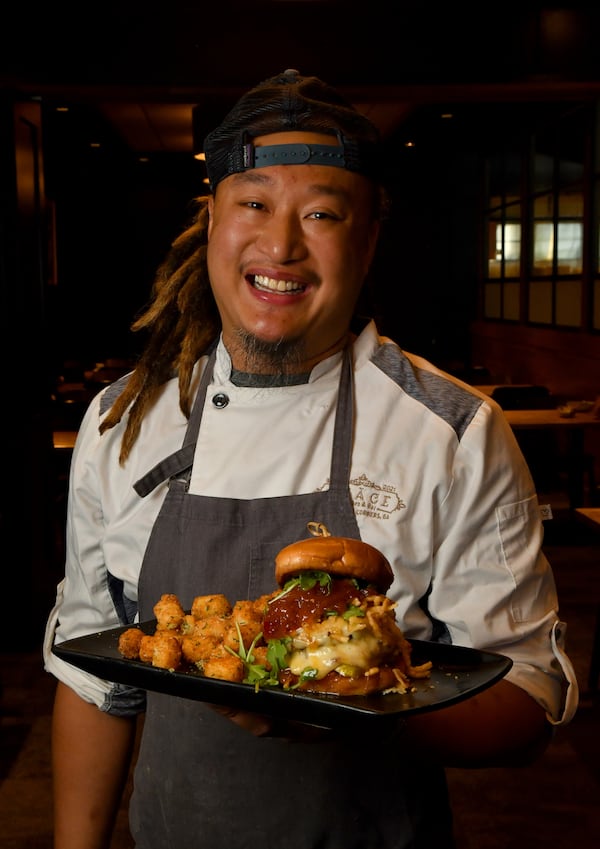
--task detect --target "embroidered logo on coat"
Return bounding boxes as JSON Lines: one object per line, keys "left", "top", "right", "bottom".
{"left": 349, "top": 473, "right": 405, "bottom": 520}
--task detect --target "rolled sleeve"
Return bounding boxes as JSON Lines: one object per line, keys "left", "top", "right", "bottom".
{"left": 43, "top": 395, "right": 148, "bottom": 716}
{"left": 430, "top": 403, "right": 578, "bottom": 725}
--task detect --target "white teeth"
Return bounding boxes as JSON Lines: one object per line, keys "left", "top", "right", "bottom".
{"left": 253, "top": 274, "right": 302, "bottom": 293}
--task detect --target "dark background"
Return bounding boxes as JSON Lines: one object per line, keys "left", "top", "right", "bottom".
{"left": 5, "top": 2, "right": 600, "bottom": 368}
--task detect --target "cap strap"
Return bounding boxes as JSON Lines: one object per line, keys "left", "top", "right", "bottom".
{"left": 242, "top": 141, "right": 347, "bottom": 170}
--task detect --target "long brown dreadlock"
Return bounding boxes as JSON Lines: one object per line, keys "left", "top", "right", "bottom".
{"left": 99, "top": 197, "right": 220, "bottom": 465}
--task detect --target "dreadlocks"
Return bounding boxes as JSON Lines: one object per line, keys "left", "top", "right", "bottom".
{"left": 98, "top": 197, "right": 220, "bottom": 465}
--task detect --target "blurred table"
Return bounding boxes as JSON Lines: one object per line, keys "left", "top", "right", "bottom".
{"left": 53, "top": 430, "right": 77, "bottom": 450}
{"left": 472, "top": 384, "right": 538, "bottom": 397}
{"left": 574, "top": 507, "right": 600, "bottom": 692}
{"left": 503, "top": 409, "right": 600, "bottom": 508}
{"left": 502, "top": 408, "right": 600, "bottom": 430}
{"left": 574, "top": 506, "right": 600, "bottom": 530}
{"left": 472, "top": 386, "right": 600, "bottom": 505}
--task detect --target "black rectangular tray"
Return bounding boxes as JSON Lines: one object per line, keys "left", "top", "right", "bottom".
{"left": 53, "top": 621, "right": 512, "bottom": 729}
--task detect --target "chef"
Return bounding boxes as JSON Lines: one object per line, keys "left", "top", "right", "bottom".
{"left": 45, "top": 69, "right": 578, "bottom": 849}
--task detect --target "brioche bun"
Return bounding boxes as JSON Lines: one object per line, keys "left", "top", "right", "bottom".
{"left": 275, "top": 534, "right": 393, "bottom": 592}
{"left": 279, "top": 666, "right": 400, "bottom": 696}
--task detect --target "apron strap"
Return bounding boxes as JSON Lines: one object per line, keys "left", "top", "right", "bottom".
{"left": 133, "top": 347, "right": 217, "bottom": 497}
{"left": 133, "top": 443, "right": 196, "bottom": 497}
{"left": 329, "top": 346, "right": 354, "bottom": 493}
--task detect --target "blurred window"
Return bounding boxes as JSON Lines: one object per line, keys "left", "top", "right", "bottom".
{"left": 482, "top": 101, "right": 593, "bottom": 330}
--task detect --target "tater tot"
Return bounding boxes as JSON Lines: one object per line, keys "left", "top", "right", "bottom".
{"left": 231, "top": 599, "right": 257, "bottom": 621}
{"left": 180, "top": 613, "right": 196, "bottom": 635}
{"left": 139, "top": 634, "right": 157, "bottom": 663}
{"left": 117, "top": 628, "right": 144, "bottom": 660}
{"left": 191, "top": 594, "right": 232, "bottom": 620}
{"left": 153, "top": 593, "right": 185, "bottom": 631}
{"left": 252, "top": 592, "right": 277, "bottom": 617}
{"left": 249, "top": 645, "right": 271, "bottom": 670}
{"left": 223, "top": 618, "right": 263, "bottom": 653}
{"left": 151, "top": 632, "right": 182, "bottom": 670}
{"left": 183, "top": 614, "right": 231, "bottom": 663}
{"left": 181, "top": 632, "right": 221, "bottom": 665}
{"left": 202, "top": 649, "right": 245, "bottom": 682}
{"left": 230, "top": 599, "right": 264, "bottom": 644}
{"left": 192, "top": 615, "right": 230, "bottom": 641}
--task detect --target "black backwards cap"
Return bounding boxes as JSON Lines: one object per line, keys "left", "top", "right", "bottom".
{"left": 203, "top": 69, "right": 384, "bottom": 191}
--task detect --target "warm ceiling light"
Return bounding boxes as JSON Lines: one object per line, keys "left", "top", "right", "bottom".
{"left": 194, "top": 151, "right": 206, "bottom": 161}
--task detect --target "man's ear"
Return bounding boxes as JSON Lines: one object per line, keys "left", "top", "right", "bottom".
{"left": 207, "top": 195, "right": 214, "bottom": 238}
{"left": 364, "top": 219, "right": 380, "bottom": 275}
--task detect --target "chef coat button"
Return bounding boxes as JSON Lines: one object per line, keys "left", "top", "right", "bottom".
{"left": 212, "top": 392, "right": 229, "bottom": 408}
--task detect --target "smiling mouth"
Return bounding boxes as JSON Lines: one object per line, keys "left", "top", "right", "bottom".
{"left": 252, "top": 274, "right": 305, "bottom": 294}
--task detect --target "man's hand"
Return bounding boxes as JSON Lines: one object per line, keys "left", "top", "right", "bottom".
{"left": 208, "top": 703, "right": 335, "bottom": 742}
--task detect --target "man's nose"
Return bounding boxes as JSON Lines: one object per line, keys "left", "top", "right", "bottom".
{"left": 255, "top": 211, "right": 307, "bottom": 262}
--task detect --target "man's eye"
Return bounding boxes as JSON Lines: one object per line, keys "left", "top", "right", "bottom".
{"left": 309, "top": 211, "right": 340, "bottom": 221}
{"left": 245, "top": 200, "right": 264, "bottom": 210}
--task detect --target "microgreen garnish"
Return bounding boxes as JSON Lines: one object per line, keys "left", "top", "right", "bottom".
{"left": 224, "top": 622, "right": 290, "bottom": 691}
{"left": 343, "top": 604, "right": 365, "bottom": 620}
{"left": 269, "top": 570, "right": 332, "bottom": 603}
{"left": 298, "top": 667, "right": 319, "bottom": 683}
{"left": 266, "top": 637, "right": 291, "bottom": 674}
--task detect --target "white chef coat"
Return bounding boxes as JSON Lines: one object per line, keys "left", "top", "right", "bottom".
{"left": 44, "top": 320, "right": 578, "bottom": 724}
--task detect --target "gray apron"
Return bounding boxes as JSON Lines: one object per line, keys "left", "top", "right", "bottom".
{"left": 130, "top": 346, "right": 454, "bottom": 849}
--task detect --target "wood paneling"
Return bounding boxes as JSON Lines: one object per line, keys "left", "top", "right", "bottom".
{"left": 470, "top": 319, "right": 600, "bottom": 400}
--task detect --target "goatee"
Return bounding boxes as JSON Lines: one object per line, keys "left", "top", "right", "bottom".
{"left": 232, "top": 328, "right": 307, "bottom": 375}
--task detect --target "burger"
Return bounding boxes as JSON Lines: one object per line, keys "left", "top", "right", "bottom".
{"left": 261, "top": 523, "right": 431, "bottom": 696}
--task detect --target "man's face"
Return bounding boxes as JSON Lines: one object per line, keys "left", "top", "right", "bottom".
{"left": 206, "top": 131, "right": 380, "bottom": 372}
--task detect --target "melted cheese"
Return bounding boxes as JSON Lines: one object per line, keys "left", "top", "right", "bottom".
{"left": 288, "top": 617, "right": 384, "bottom": 679}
